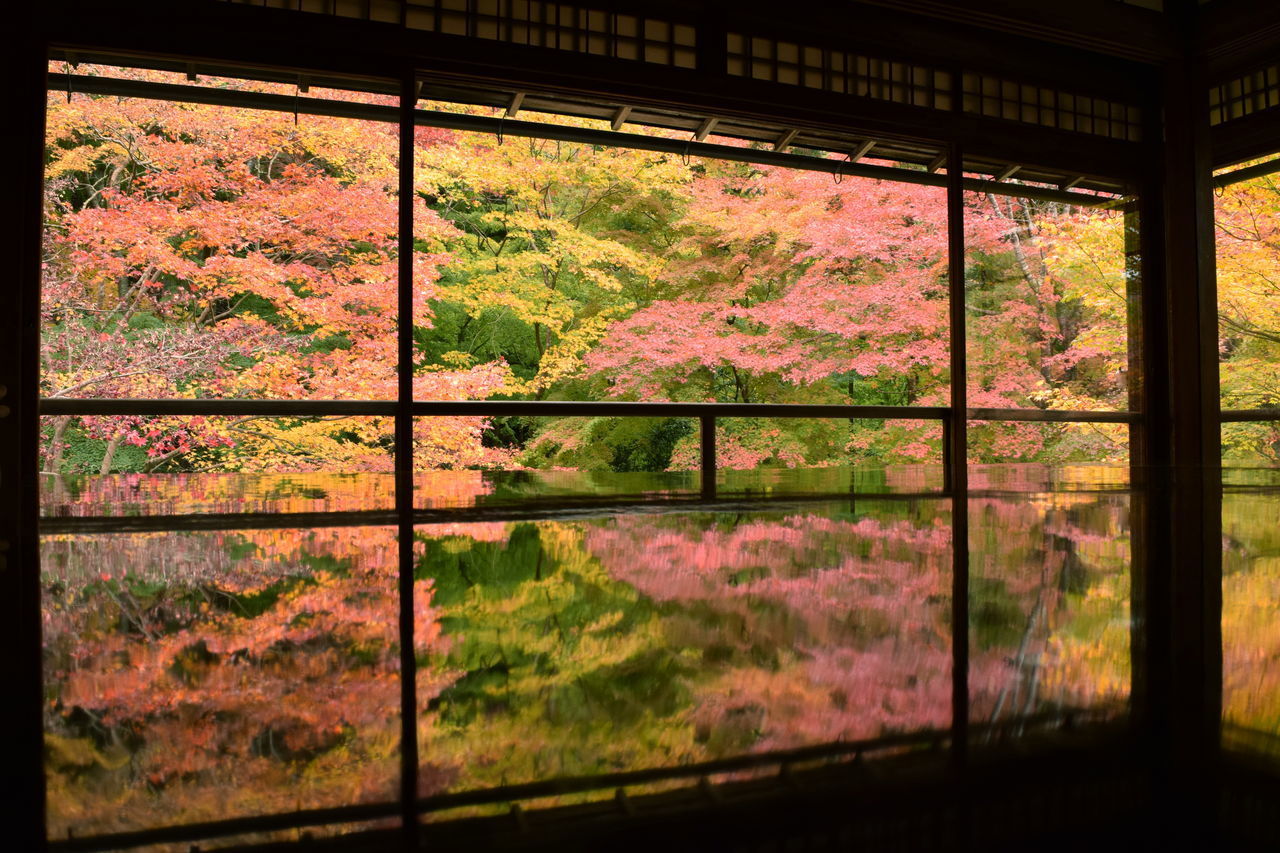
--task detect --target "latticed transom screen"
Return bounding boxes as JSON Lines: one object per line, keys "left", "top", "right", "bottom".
{"left": 960, "top": 72, "right": 1142, "bottom": 141}
{"left": 724, "top": 33, "right": 953, "bottom": 111}
{"left": 1211, "top": 64, "right": 1280, "bottom": 126}
{"left": 216, "top": 0, "right": 1145, "bottom": 142}
{"left": 220, "top": 0, "right": 697, "bottom": 68}
{"left": 723, "top": 34, "right": 1141, "bottom": 142}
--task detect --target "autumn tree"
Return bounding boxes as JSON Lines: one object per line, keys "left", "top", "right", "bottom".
{"left": 414, "top": 118, "right": 692, "bottom": 389}
{"left": 1216, "top": 171, "right": 1280, "bottom": 462}
{"left": 42, "top": 71, "right": 514, "bottom": 475}
{"left": 42, "top": 525, "right": 446, "bottom": 836}
{"left": 582, "top": 159, "right": 956, "bottom": 467}
{"left": 964, "top": 196, "right": 1132, "bottom": 462}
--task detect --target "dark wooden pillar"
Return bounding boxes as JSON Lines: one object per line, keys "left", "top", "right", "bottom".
{"left": 2, "top": 8, "right": 49, "bottom": 851}
{"left": 1151, "top": 1, "right": 1224, "bottom": 840}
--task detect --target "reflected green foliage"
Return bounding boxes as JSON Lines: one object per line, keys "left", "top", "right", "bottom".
{"left": 42, "top": 467, "right": 1132, "bottom": 836}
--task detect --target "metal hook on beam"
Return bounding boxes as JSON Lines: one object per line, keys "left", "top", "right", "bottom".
{"left": 833, "top": 152, "right": 853, "bottom": 185}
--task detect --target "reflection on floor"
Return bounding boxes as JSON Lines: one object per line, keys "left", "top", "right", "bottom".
{"left": 38, "top": 465, "right": 1156, "bottom": 849}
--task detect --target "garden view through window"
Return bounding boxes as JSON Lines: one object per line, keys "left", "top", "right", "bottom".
{"left": 1216, "top": 156, "right": 1280, "bottom": 759}
{"left": 38, "top": 63, "right": 1170, "bottom": 847}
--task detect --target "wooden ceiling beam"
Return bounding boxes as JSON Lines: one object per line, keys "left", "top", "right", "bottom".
{"left": 1200, "top": 0, "right": 1280, "bottom": 79}
{"left": 35, "top": 0, "right": 1150, "bottom": 183}
{"left": 847, "top": 0, "right": 1176, "bottom": 64}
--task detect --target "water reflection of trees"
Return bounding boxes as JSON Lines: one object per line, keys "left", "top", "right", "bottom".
{"left": 44, "top": 476, "right": 1132, "bottom": 838}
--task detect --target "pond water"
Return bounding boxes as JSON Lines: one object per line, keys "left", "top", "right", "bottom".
{"left": 39, "top": 465, "right": 1148, "bottom": 840}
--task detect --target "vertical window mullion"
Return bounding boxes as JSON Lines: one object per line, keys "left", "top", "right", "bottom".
{"left": 700, "top": 415, "right": 716, "bottom": 500}
{"left": 946, "top": 142, "right": 970, "bottom": 774}
{"left": 396, "top": 70, "right": 420, "bottom": 848}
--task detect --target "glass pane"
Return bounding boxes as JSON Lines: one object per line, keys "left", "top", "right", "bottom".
{"left": 1222, "top": 421, "right": 1280, "bottom": 464}
{"left": 965, "top": 191, "right": 1136, "bottom": 422}
{"left": 707, "top": 417, "right": 946, "bottom": 497}
{"left": 968, "top": 462, "right": 1131, "bottom": 493}
{"left": 1217, "top": 164, "right": 1280, "bottom": 462}
{"left": 412, "top": 417, "right": 697, "bottom": 509}
{"left": 410, "top": 121, "right": 948, "bottom": 409}
{"left": 708, "top": 417, "right": 944, "bottom": 470}
{"left": 42, "top": 526, "right": 401, "bottom": 838}
{"left": 40, "top": 415, "right": 394, "bottom": 518}
{"left": 967, "top": 419, "right": 1130, "bottom": 464}
{"left": 1216, "top": 166, "right": 1280, "bottom": 413}
{"left": 44, "top": 72, "right": 398, "bottom": 401}
{"left": 969, "top": 482, "right": 1132, "bottom": 731}
{"left": 1218, "top": 164, "right": 1280, "bottom": 754}
{"left": 414, "top": 500, "right": 952, "bottom": 796}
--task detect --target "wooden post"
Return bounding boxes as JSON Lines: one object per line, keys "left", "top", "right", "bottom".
{"left": 2, "top": 9, "right": 49, "bottom": 850}
{"left": 1153, "top": 7, "right": 1223, "bottom": 841}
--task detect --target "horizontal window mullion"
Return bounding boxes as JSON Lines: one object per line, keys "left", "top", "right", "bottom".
{"left": 45, "top": 798, "right": 399, "bottom": 853}
{"left": 38, "top": 402, "right": 1156, "bottom": 430}
{"left": 40, "top": 509, "right": 398, "bottom": 535}
{"left": 410, "top": 401, "right": 951, "bottom": 419}
{"left": 960, "top": 176, "right": 1129, "bottom": 208}
{"left": 42, "top": 482, "right": 1147, "bottom": 536}
{"left": 1220, "top": 408, "right": 1280, "bottom": 422}
{"left": 38, "top": 491, "right": 947, "bottom": 535}
{"left": 967, "top": 407, "right": 1139, "bottom": 424}
{"left": 38, "top": 399, "right": 398, "bottom": 417}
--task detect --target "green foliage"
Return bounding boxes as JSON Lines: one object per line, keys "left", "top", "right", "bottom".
{"left": 519, "top": 417, "right": 693, "bottom": 472}
{"left": 969, "top": 576, "right": 1026, "bottom": 651}
{"left": 414, "top": 522, "right": 706, "bottom": 784}
{"left": 55, "top": 424, "right": 150, "bottom": 474}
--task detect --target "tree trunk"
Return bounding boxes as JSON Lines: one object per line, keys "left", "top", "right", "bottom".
{"left": 45, "top": 415, "right": 70, "bottom": 474}
{"left": 99, "top": 434, "right": 123, "bottom": 475}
